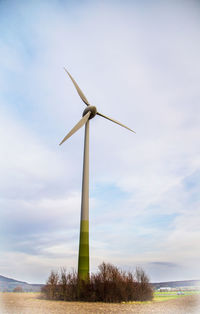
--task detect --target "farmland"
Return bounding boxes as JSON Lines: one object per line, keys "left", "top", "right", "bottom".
{"left": 0, "top": 292, "right": 200, "bottom": 314}
{"left": 154, "top": 290, "right": 200, "bottom": 301}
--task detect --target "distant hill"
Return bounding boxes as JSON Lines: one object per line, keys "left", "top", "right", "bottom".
{"left": 0, "top": 275, "right": 43, "bottom": 292}
{"left": 152, "top": 280, "right": 200, "bottom": 290}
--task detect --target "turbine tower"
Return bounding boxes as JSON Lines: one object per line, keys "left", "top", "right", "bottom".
{"left": 60, "top": 69, "right": 135, "bottom": 281}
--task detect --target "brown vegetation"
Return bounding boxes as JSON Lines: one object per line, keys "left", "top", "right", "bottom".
{"left": 13, "top": 286, "right": 24, "bottom": 293}
{"left": 42, "top": 262, "right": 153, "bottom": 302}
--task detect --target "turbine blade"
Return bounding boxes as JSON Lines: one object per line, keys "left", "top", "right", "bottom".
{"left": 97, "top": 112, "right": 136, "bottom": 133}
{"left": 64, "top": 68, "right": 90, "bottom": 106}
{"left": 59, "top": 112, "right": 91, "bottom": 145}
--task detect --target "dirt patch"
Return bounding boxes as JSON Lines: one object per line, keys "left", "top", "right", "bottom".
{"left": 0, "top": 292, "right": 199, "bottom": 314}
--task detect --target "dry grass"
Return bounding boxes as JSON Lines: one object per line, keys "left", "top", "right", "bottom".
{"left": 0, "top": 292, "right": 200, "bottom": 314}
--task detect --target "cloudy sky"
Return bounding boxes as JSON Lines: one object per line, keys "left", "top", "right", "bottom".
{"left": 0, "top": 0, "right": 200, "bottom": 284}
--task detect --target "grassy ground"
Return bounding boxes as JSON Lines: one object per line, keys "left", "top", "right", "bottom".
{"left": 122, "top": 290, "right": 200, "bottom": 304}
{"left": 0, "top": 292, "right": 200, "bottom": 314}
{"left": 155, "top": 290, "right": 200, "bottom": 295}
{"left": 154, "top": 290, "right": 200, "bottom": 302}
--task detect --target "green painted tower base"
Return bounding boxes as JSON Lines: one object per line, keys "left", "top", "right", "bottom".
{"left": 78, "top": 220, "right": 89, "bottom": 281}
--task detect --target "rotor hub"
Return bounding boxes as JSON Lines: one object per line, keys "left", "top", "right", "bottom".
{"left": 82, "top": 106, "right": 97, "bottom": 120}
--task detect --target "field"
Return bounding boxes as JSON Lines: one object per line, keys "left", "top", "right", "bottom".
{"left": 0, "top": 292, "right": 200, "bottom": 314}
{"left": 154, "top": 290, "right": 200, "bottom": 302}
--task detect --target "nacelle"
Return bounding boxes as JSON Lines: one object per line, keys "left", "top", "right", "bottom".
{"left": 82, "top": 106, "right": 97, "bottom": 120}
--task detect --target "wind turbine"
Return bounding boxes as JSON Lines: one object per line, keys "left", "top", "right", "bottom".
{"left": 60, "top": 68, "right": 135, "bottom": 281}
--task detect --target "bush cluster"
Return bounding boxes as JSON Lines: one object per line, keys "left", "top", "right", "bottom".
{"left": 42, "top": 262, "right": 153, "bottom": 303}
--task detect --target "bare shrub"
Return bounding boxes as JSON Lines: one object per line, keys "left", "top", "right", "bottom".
{"left": 134, "top": 267, "right": 153, "bottom": 301}
{"left": 13, "top": 286, "right": 23, "bottom": 292}
{"left": 62, "top": 269, "right": 78, "bottom": 300}
{"left": 41, "top": 270, "right": 59, "bottom": 300}
{"left": 90, "top": 263, "right": 133, "bottom": 302}
{"left": 42, "top": 262, "right": 153, "bottom": 302}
